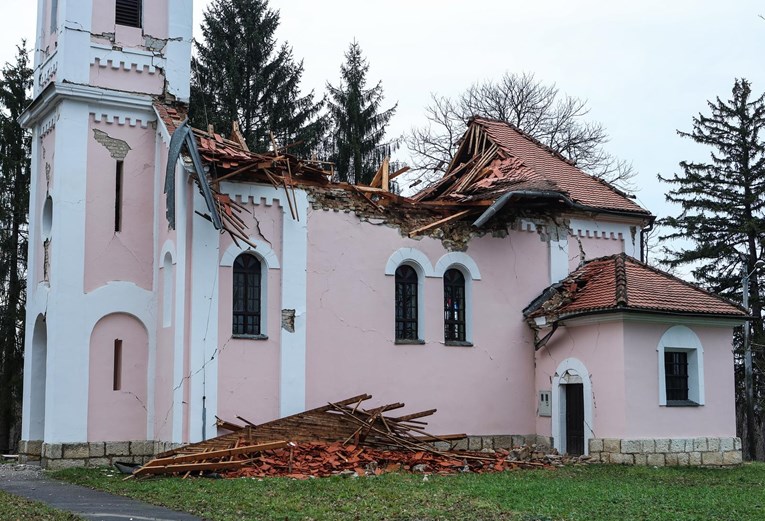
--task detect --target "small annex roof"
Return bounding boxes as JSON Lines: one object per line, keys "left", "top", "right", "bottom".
{"left": 525, "top": 253, "right": 746, "bottom": 322}
{"left": 415, "top": 117, "right": 650, "bottom": 219}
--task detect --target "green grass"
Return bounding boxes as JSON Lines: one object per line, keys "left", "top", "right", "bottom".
{"left": 0, "top": 489, "right": 82, "bottom": 521}
{"left": 52, "top": 463, "right": 765, "bottom": 521}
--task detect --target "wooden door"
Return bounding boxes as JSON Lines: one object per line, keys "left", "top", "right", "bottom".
{"left": 565, "top": 383, "right": 584, "bottom": 456}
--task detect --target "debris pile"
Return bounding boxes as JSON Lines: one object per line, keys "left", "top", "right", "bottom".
{"left": 223, "top": 441, "right": 554, "bottom": 480}
{"left": 128, "top": 394, "right": 586, "bottom": 480}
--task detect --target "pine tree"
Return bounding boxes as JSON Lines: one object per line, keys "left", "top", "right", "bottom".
{"left": 191, "top": 0, "right": 324, "bottom": 156}
{"left": 0, "top": 44, "right": 32, "bottom": 453}
{"left": 658, "top": 78, "right": 765, "bottom": 458}
{"left": 326, "top": 41, "right": 397, "bottom": 185}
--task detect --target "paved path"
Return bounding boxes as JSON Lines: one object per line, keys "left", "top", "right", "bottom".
{"left": 0, "top": 464, "right": 204, "bottom": 521}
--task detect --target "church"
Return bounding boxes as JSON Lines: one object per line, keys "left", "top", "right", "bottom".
{"left": 18, "top": 0, "right": 746, "bottom": 468}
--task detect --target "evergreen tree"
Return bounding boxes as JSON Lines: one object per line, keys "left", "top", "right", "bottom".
{"left": 326, "top": 41, "right": 397, "bottom": 185}
{"left": 191, "top": 0, "right": 325, "bottom": 156}
{"left": 658, "top": 78, "right": 765, "bottom": 458}
{"left": 0, "top": 44, "right": 32, "bottom": 453}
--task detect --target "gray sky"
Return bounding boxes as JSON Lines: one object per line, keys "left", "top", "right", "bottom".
{"left": 1, "top": 1, "right": 764, "bottom": 244}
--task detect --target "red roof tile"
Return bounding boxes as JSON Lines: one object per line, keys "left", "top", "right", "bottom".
{"left": 472, "top": 118, "right": 648, "bottom": 214}
{"left": 526, "top": 254, "right": 745, "bottom": 320}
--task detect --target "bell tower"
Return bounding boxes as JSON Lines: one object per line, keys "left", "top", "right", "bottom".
{"left": 20, "top": 0, "right": 192, "bottom": 467}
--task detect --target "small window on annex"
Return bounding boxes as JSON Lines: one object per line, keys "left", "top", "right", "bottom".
{"left": 233, "top": 254, "right": 262, "bottom": 336}
{"left": 395, "top": 265, "right": 419, "bottom": 341}
{"left": 665, "top": 351, "right": 689, "bottom": 402}
{"left": 443, "top": 269, "right": 466, "bottom": 342}
{"left": 115, "top": 0, "right": 142, "bottom": 28}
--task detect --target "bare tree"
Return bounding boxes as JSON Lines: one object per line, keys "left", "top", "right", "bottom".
{"left": 406, "top": 72, "right": 635, "bottom": 189}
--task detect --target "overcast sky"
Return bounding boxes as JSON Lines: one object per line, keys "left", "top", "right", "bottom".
{"left": 1, "top": 1, "right": 764, "bottom": 252}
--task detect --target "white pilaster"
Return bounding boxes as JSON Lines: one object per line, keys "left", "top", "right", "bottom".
{"left": 280, "top": 190, "right": 309, "bottom": 417}
{"left": 188, "top": 188, "right": 220, "bottom": 442}
{"left": 171, "top": 164, "right": 187, "bottom": 443}
{"left": 44, "top": 99, "right": 90, "bottom": 443}
{"left": 58, "top": 0, "right": 93, "bottom": 85}
{"left": 549, "top": 236, "right": 569, "bottom": 284}
{"left": 166, "top": 0, "right": 193, "bottom": 102}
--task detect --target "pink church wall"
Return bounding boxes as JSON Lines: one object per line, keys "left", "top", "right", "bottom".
{"left": 89, "top": 64, "right": 164, "bottom": 96}
{"left": 40, "top": 0, "right": 59, "bottom": 57}
{"left": 92, "top": 1, "right": 169, "bottom": 41}
{"left": 623, "top": 322, "right": 736, "bottom": 438}
{"left": 84, "top": 119, "right": 154, "bottom": 293}
{"left": 88, "top": 313, "right": 148, "bottom": 441}
{"left": 301, "top": 209, "right": 547, "bottom": 435}
{"left": 216, "top": 202, "right": 284, "bottom": 427}
{"left": 534, "top": 320, "right": 627, "bottom": 438}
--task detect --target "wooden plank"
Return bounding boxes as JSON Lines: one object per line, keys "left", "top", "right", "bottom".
{"left": 381, "top": 157, "right": 390, "bottom": 192}
{"left": 135, "top": 459, "right": 258, "bottom": 476}
{"left": 408, "top": 210, "right": 472, "bottom": 238}
{"left": 142, "top": 441, "right": 289, "bottom": 468}
{"left": 231, "top": 121, "right": 250, "bottom": 152}
{"left": 390, "top": 409, "right": 437, "bottom": 422}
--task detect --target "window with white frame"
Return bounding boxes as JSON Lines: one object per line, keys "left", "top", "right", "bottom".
{"left": 443, "top": 268, "right": 466, "bottom": 343}
{"left": 395, "top": 264, "right": 420, "bottom": 342}
{"left": 657, "top": 326, "right": 704, "bottom": 407}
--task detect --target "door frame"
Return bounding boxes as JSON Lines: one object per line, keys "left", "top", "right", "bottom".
{"left": 552, "top": 358, "right": 594, "bottom": 455}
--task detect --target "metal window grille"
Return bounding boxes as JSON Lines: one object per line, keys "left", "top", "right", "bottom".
{"left": 115, "top": 0, "right": 142, "bottom": 28}
{"left": 443, "top": 269, "right": 466, "bottom": 342}
{"left": 395, "top": 265, "right": 418, "bottom": 340}
{"left": 233, "top": 254, "right": 261, "bottom": 336}
{"left": 665, "top": 351, "right": 689, "bottom": 401}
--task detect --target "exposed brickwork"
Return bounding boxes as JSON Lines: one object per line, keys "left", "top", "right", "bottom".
{"left": 92, "top": 129, "right": 131, "bottom": 161}
{"left": 589, "top": 437, "right": 742, "bottom": 466}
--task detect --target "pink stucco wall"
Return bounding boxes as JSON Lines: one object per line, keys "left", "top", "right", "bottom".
{"left": 88, "top": 313, "right": 148, "bottom": 441}
{"left": 623, "top": 322, "right": 736, "bottom": 438}
{"left": 216, "top": 202, "right": 284, "bottom": 427}
{"left": 535, "top": 320, "right": 628, "bottom": 438}
{"left": 92, "top": 1, "right": 169, "bottom": 41}
{"left": 89, "top": 65, "right": 164, "bottom": 96}
{"left": 84, "top": 119, "right": 154, "bottom": 293}
{"left": 302, "top": 209, "right": 546, "bottom": 435}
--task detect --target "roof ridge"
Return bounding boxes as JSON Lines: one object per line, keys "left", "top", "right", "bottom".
{"left": 614, "top": 254, "right": 628, "bottom": 307}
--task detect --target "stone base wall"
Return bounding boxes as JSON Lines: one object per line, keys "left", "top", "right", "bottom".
{"left": 437, "top": 434, "right": 552, "bottom": 452}
{"left": 18, "top": 440, "right": 182, "bottom": 470}
{"left": 589, "top": 437, "right": 742, "bottom": 466}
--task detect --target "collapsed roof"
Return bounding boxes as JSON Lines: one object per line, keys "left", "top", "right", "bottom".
{"left": 156, "top": 103, "right": 652, "bottom": 247}
{"left": 414, "top": 117, "right": 651, "bottom": 225}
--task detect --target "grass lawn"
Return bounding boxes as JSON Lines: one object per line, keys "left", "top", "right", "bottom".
{"left": 0, "top": 489, "right": 82, "bottom": 521}
{"left": 53, "top": 463, "right": 765, "bottom": 521}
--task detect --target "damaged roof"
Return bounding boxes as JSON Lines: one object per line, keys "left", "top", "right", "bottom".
{"left": 525, "top": 253, "right": 746, "bottom": 322}
{"left": 415, "top": 117, "right": 650, "bottom": 218}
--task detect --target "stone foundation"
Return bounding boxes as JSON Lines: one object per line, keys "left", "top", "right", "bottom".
{"left": 589, "top": 437, "right": 742, "bottom": 466}
{"left": 19, "top": 440, "right": 182, "bottom": 470}
{"left": 436, "top": 434, "right": 552, "bottom": 452}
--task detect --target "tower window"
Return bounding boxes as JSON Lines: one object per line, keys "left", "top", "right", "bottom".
{"left": 115, "top": 161, "right": 123, "bottom": 232}
{"left": 115, "top": 0, "right": 142, "bottom": 28}
{"left": 113, "top": 339, "right": 123, "bottom": 391}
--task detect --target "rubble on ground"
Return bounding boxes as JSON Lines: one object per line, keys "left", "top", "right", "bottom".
{"left": 126, "top": 394, "right": 593, "bottom": 480}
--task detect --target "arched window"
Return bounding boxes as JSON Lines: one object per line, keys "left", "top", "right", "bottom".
{"left": 444, "top": 269, "right": 466, "bottom": 342}
{"left": 395, "top": 265, "right": 419, "bottom": 341}
{"left": 233, "top": 254, "right": 262, "bottom": 336}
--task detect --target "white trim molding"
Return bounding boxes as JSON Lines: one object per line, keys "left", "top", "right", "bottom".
{"left": 434, "top": 252, "right": 482, "bottom": 280}
{"left": 220, "top": 239, "right": 280, "bottom": 270}
{"left": 657, "top": 325, "right": 705, "bottom": 406}
{"left": 384, "top": 247, "right": 436, "bottom": 277}
{"left": 552, "top": 358, "right": 594, "bottom": 456}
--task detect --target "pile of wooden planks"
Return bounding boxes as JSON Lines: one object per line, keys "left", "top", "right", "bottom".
{"left": 130, "top": 394, "right": 469, "bottom": 479}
